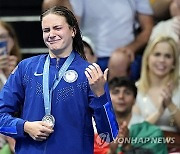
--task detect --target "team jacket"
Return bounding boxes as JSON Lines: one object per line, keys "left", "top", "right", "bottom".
{"left": 0, "top": 52, "right": 118, "bottom": 154}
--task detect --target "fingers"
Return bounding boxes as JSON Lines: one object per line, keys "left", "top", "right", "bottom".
{"left": 8, "top": 56, "right": 18, "bottom": 72}
{"left": 118, "top": 121, "right": 128, "bottom": 138}
{"left": 167, "top": 82, "right": 174, "bottom": 92}
{"left": 37, "top": 132, "right": 50, "bottom": 138}
{"left": 32, "top": 135, "right": 47, "bottom": 141}
{"left": 41, "top": 121, "right": 54, "bottom": 129}
{"left": 85, "top": 65, "right": 98, "bottom": 82}
{"left": 8, "top": 55, "right": 17, "bottom": 61}
{"left": 8, "top": 56, "right": 17, "bottom": 66}
{"left": 0, "top": 55, "right": 17, "bottom": 72}
{"left": 32, "top": 125, "right": 54, "bottom": 141}
{"left": 85, "top": 63, "right": 103, "bottom": 83}
{"left": 41, "top": 126, "right": 54, "bottom": 134}
{"left": 92, "top": 63, "right": 103, "bottom": 75}
{"left": 161, "top": 83, "right": 174, "bottom": 107}
{"left": 0, "top": 55, "right": 8, "bottom": 69}
{"left": 24, "top": 121, "right": 54, "bottom": 142}
{"left": 119, "top": 121, "right": 127, "bottom": 134}
{"left": 85, "top": 63, "right": 106, "bottom": 97}
{"left": 162, "top": 83, "right": 173, "bottom": 98}
{"left": 104, "top": 68, "right": 109, "bottom": 81}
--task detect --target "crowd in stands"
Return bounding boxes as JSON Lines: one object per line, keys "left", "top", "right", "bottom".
{"left": 0, "top": 0, "right": 179, "bottom": 153}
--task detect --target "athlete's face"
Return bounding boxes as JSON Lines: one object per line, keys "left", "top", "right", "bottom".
{"left": 42, "top": 13, "right": 75, "bottom": 55}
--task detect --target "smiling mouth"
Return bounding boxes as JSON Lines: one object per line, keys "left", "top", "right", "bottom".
{"left": 48, "top": 39, "right": 61, "bottom": 44}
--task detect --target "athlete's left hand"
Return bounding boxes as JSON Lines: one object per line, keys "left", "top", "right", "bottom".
{"left": 85, "top": 63, "right": 108, "bottom": 97}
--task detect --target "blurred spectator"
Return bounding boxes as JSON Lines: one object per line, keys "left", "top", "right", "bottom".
{"left": 150, "top": 0, "right": 172, "bottom": 21}
{"left": 150, "top": 0, "right": 180, "bottom": 43}
{"left": 95, "top": 77, "right": 168, "bottom": 154}
{"left": 42, "top": 0, "right": 73, "bottom": 12}
{"left": 41, "top": 0, "right": 154, "bottom": 80}
{"left": 150, "top": 0, "right": 180, "bottom": 76}
{"left": 108, "top": 49, "right": 131, "bottom": 81}
{"left": 0, "top": 20, "right": 21, "bottom": 154}
{"left": 82, "top": 36, "right": 97, "bottom": 63}
{"left": 0, "top": 20, "right": 21, "bottom": 89}
{"left": 59, "top": 0, "right": 154, "bottom": 81}
{"left": 134, "top": 36, "right": 180, "bottom": 152}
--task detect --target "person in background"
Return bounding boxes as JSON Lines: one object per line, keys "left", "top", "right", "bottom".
{"left": 134, "top": 36, "right": 180, "bottom": 152}
{"left": 108, "top": 49, "right": 131, "bottom": 81}
{"left": 42, "top": 0, "right": 154, "bottom": 81}
{"left": 150, "top": 0, "right": 180, "bottom": 76}
{"left": 150, "top": 0, "right": 180, "bottom": 43}
{"left": 42, "top": 0, "right": 73, "bottom": 12}
{"left": 82, "top": 36, "right": 97, "bottom": 64}
{"left": 94, "top": 77, "right": 168, "bottom": 154}
{"left": 0, "top": 20, "right": 22, "bottom": 154}
{"left": 0, "top": 20, "right": 21, "bottom": 90}
{"left": 150, "top": 0, "right": 172, "bottom": 22}
{"left": 0, "top": 6, "right": 118, "bottom": 154}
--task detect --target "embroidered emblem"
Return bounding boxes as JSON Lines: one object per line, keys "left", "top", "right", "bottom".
{"left": 63, "top": 70, "right": 78, "bottom": 83}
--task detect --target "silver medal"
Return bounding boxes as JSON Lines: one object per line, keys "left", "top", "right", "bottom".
{"left": 42, "top": 115, "right": 55, "bottom": 128}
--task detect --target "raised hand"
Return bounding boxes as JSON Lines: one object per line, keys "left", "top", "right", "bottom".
{"left": 24, "top": 121, "right": 54, "bottom": 141}
{"left": 0, "top": 55, "right": 18, "bottom": 77}
{"left": 85, "top": 63, "right": 108, "bottom": 97}
{"left": 6, "top": 55, "right": 18, "bottom": 75}
{"left": 0, "top": 54, "right": 8, "bottom": 70}
{"left": 161, "top": 82, "right": 174, "bottom": 108}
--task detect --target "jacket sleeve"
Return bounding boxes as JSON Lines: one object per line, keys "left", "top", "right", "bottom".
{"left": 89, "top": 83, "right": 119, "bottom": 142}
{"left": 0, "top": 62, "right": 26, "bottom": 138}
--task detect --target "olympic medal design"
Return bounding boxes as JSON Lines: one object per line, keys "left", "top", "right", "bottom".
{"left": 63, "top": 70, "right": 78, "bottom": 83}
{"left": 42, "top": 115, "right": 55, "bottom": 128}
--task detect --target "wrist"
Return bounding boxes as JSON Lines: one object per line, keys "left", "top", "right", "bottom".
{"left": 95, "top": 90, "right": 105, "bottom": 97}
{"left": 24, "top": 121, "right": 30, "bottom": 133}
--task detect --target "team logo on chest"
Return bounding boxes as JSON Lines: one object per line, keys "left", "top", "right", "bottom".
{"left": 63, "top": 70, "right": 78, "bottom": 83}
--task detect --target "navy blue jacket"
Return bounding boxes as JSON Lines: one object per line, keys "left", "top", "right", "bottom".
{"left": 0, "top": 52, "right": 118, "bottom": 154}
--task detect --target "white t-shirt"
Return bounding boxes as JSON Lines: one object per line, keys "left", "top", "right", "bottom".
{"left": 150, "top": 17, "right": 179, "bottom": 43}
{"left": 69, "top": 0, "right": 153, "bottom": 57}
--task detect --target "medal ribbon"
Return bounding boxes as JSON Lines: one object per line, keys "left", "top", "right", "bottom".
{"left": 43, "top": 51, "right": 75, "bottom": 115}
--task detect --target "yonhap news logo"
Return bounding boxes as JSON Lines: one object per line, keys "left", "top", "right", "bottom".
{"left": 113, "top": 137, "right": 175, "bottom": 144}
{"left": 95, "top": 132, "right": 110, "bottom": 148}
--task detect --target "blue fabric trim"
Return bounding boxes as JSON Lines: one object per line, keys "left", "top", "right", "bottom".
{"left": 104, "top": 102, "right": 119, "bottom": 139}
{"left": 0, "top": 126, "right": 17, "bottom": 134}
{"left": 104, "top": 83, "right": 112, "bottom": 103}
{"left": 16, "top": 119, "right": 26, "bottom": 137}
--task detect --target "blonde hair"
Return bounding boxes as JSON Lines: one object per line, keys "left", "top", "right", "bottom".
{"left": 138, "top": 36, "right": 179, "bottom": 93}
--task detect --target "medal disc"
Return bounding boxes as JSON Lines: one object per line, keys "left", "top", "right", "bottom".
{"left": 42, "top": 115, "right": 55, "bottom": 127}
